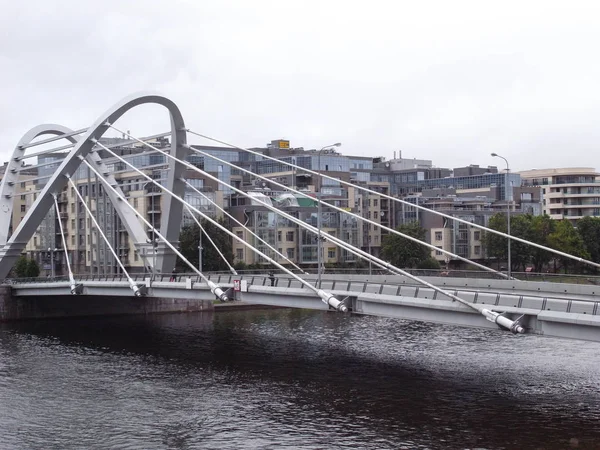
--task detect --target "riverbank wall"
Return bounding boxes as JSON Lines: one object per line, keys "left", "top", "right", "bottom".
{"left": 0, "top": 285, "right": 214, "bottom": 322}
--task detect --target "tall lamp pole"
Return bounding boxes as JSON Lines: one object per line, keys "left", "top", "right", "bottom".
{"left": 144, "top": 182, "right": 157, "bottom": 280}
{"left": 198, "top": 224, "right": 203, "bottom": 272}
{"left": 317, "top": 142, "right": 341, "bottom": 286}
{"left": 491, "top": 153, "right": 511, "bottom": 279}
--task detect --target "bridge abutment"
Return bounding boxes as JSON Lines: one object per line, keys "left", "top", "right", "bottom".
{"left": 0, "top": 286, "right": 213, "bottom": 321}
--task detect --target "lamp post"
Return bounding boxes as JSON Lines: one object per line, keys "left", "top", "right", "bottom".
{"left": 143, "top": 182, "right": 157, "bottom": 280}
{"left": 491, "top": 153, "right": 511, "bottom": 279}
{"left": 317, "top": 142, "right": 341, "bottom": 286}
{"left": 198, "top": 227, "right": 203, "bottom": 272}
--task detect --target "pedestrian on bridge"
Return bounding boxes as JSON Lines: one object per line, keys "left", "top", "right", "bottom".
{"left": 170, "top": 268, "right": 176, "bottom": 282}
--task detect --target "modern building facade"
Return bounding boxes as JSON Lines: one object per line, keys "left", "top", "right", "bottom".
{"left": 9, "top": 133, "right": 596, "bottom": 275}
{"left": 519, "top": 168, "right": 600, "bottom": 223}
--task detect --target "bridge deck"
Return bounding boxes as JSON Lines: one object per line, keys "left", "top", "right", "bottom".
{"left": 6, "top": 274, "right": 600, "bottom": 342}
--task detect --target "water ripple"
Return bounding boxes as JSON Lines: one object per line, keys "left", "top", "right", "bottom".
{"left": 1, "top": 310, "right": 599, "bottom": 449}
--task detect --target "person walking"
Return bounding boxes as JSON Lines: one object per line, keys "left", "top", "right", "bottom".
{"left": 170, "top": 268, "right": 176, "bottom": 282}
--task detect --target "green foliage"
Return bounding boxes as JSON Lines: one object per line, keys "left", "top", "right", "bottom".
{"left": 482, "top": 213, "right": 508, "bottom": 262}
{"left": 13, "top": 256, "right": 40, "bottom": 278}
{"left": 233, "top": 261, "right": 248, "bottom": 271}
{"left": 13, "top": 256, "right": 28, "bottom": 278}
{"left": 576, "top": 216, "right": 600, "bottom": 266}
{"left": 548, "top": 220, "right": 589, "bottom": 273}
{"left": 176, "top": 217, "right": 233, "bottom": 272}
{"left": 483, "top": 213, "right": 555, "bottom": 272}
{"left": 509, "top": 214, "right": 535, "bottom": 272}
{"left": 381, "top": 221, "right": 429, "bottom": 268}
{"left": 529, "top": 215, "right": 555, "bottom": 272}
{"left": 416, "top": 257, "right": 441, "bottom": 270}
{"left": 27, "top": 258, "right": 40, "bottom": 277}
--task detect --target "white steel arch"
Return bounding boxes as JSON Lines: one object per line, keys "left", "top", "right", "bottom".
{"left": 0, "top": 93, "right": 189, "bottom": 279}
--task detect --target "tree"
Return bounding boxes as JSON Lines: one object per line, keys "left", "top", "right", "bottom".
{"left": 575, "top": 216, "right": 600, "bottom": 267}
{"left": 381, "top": 221, "right": 429, "bottom": 268}
{"left": 547, "top": 220, "right": 589, "bottom": 273}
{"left": 26, "top": 258, "right": 40, "bottom": 277}
{"left": 509, "top": 214, "right": 535, "bottom": 272}
{"left": 13, "top": 256, "right": 28, "bottom": 278}
{"left": 530, "top": 215, "right": 555, "bottom": 272}
{"left": 176, "top": 217, "right": 233, "bottom": 272}
{"left": 482, "top": 213, "right": 537, "bottom": 272}
{"left": 482, "top": 213, "right": 508, "bottom": 264}
{"left": 13, "top": 256, "right": 40, "bottom": 278}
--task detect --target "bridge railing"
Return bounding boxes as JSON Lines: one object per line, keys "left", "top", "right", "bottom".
{"left": 4, "top": 269, "right": 600, "bottom": 286}
{"left": 5, "top": 272, "right": 600, "bottom": 315}
{"left": 179, "top": 269, "right": 600, "bottom": 285}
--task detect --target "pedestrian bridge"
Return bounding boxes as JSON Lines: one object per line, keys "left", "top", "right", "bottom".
{"left": 7, "top": 273, "right": 600, "bottom": 343}
{"left": 2, "top": 92, "right": 600, "bottom": 345}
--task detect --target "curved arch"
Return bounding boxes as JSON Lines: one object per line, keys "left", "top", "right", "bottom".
{"left": 0, "top": 124, "right": 79, "bottom": 246}
{"left": 0, "top": 92, "right": 189, "bottom": 279}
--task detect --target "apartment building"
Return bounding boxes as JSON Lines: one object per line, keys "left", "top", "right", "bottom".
{"left": 519, "top": 168, "right": 600, "bottom": 223}
{"left": 13, "top": 134, "right": 592, "bottom": 274}
{"left": 12, "top": 138, "right": 222, "bottom": 276}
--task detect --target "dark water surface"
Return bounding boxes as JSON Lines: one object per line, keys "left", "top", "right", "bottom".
{"left": 1, "top": 309, "right": 599, "bottom": 449}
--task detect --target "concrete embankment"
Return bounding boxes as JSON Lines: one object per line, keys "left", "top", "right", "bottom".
{"left": 0, "top": 285, "right": 284, "bottom": 322}
{"left": 0, "top": 285, "right": 213, "bottom": 322}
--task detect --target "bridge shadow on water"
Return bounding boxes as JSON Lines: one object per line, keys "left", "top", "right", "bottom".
{"left": 2, "top": 309, "right": 600, "bottom": 449}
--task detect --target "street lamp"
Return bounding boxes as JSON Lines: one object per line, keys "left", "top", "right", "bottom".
{"left": 317, "top": 142, "right": 341, "bottom": 286}
{"left": 143, "top": 182, "right": 157, "bottom": 280}
{"left": 491, "top": 152, "right": 511, "bottom": 279}
{"left": 198, "top": 227, "right": 203, "bottom": 272}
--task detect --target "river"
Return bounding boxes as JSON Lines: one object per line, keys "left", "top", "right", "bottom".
{"left": 1, "top": 308, "right": 599, "bottom": 449}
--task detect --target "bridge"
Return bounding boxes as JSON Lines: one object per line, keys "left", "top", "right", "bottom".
{"left": 1, "top": 93, "right": 600, "bottom": 343}
{"left": 7, "top": 271, "right": 600, "bottom": 342}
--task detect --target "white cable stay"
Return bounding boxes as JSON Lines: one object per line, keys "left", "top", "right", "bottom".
{"left": 188, "top": 130, "right": 600, "bottom": 272}
{"left": 109, "top": 129, "right": 525, "bottom": 326}
{"left": 80, "top": 156, "right": 232, "bottom": 303}
{"left": 15, "top": 131, "right": 172, "bottom": 163}
{"left": 184, "top": 204, "right": 238, "bottom": 276}
{"left": 107, "top": 127, "right": 393, "bottom": 276}
{"left": 52, "top": 193, "right": 80, "bottom": 294}
{"left": 184, "top": 143, "right": 508, "bottom": 279}
{"left": 182, "top": 179, "right": 308, "bottom": 275}
{"left": 97, "top": 147, "right": 521, "bottom": 331}
{"left": 17, "top": 128, "right": 88, "bottom": 150}
{"left": 92, "top": 136, "right": 347, "bottom": 311}
{"left": 68, "top": 174, "right": 143, "bottom": 297}
{"left": 105, "top": 128, "right": 522, "bottom": 330}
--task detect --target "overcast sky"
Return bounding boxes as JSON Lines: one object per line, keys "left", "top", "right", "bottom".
{"left": 2, "top": 0, "right": 600, "bottom": 172}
